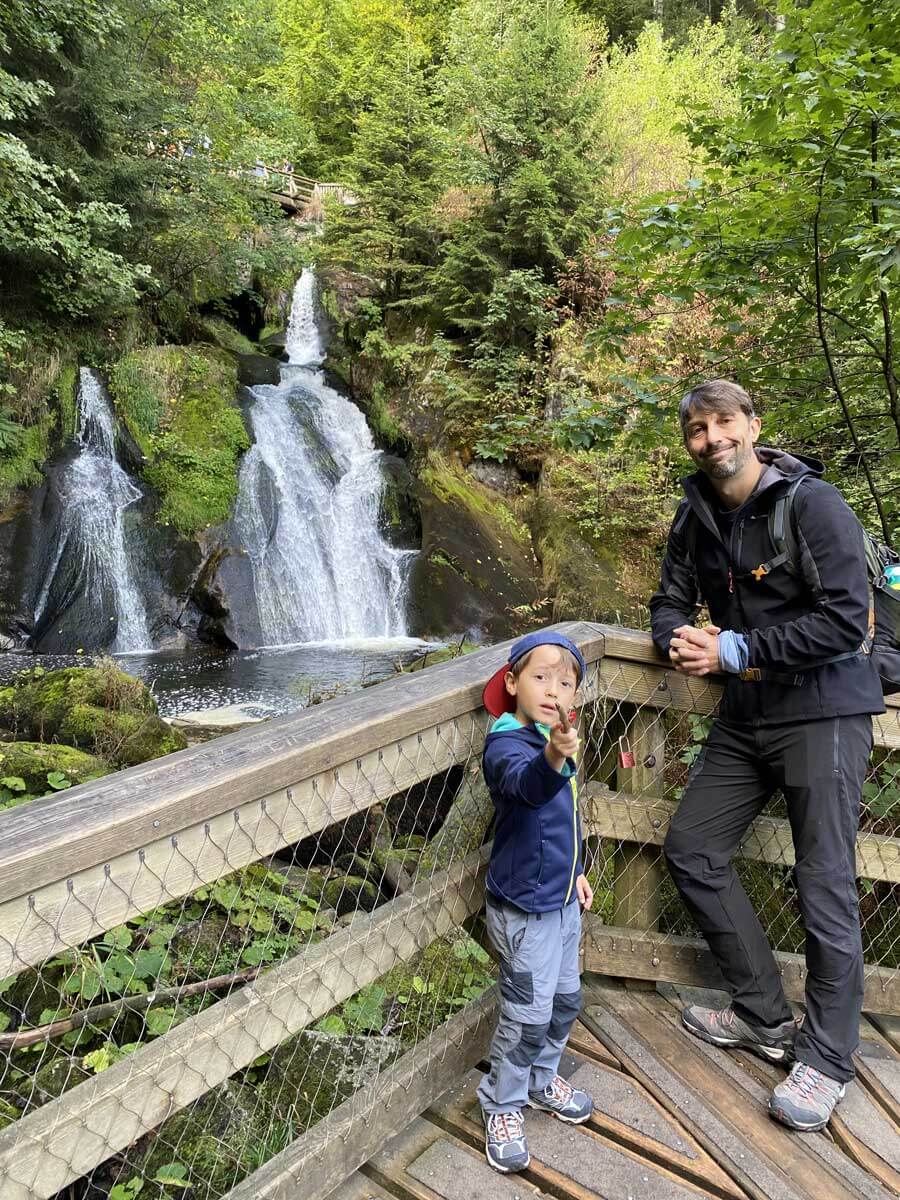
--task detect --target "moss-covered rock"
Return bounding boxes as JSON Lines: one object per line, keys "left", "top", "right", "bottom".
{"left": 0, "top": 740, "right": 110, "bottom": 796}
{"left": 406, "top": 454, "right": 539, "bottom": 639}
{"left": 322, "top": 875, "right": 379, "bottom": 916}
{"left": 0, "top": 664, "right": 187, "bottom": 767}
{"left": 528, "top": 493, "right": 626, "bottom": 624}
{"left": 108, "top": 345, "right": 250, "bottom": 535}
{"left": 261, "top": 1028, "right": 401, "bottom": 1126}
{"left": 24, "top": 1055, "right": 91, "bottom": 1105}
{"left": 132, "top": 1078, "right": 276, "bottom": 1198}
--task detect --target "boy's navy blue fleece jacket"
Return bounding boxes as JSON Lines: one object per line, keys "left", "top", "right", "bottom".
{"left": 482, "top": 715, "right": 582, "bottom": 913}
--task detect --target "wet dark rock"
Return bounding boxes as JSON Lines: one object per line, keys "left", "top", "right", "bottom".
{"left": 379, "top": 455, "right": 421, "bottom": 549}
{"left": 406, "top": 467, "right": 538, "bottom": 641}
{"left": 259, "top": 330, "right": 287, "bottom": 359}
{"left": 236, "top": 352, "right": 281, "bottom": 386}
{"left": 466, "top": 459, "right": 524, "bottom": 495}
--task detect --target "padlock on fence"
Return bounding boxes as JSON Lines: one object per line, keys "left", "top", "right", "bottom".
{"left": 618, "top": 736, "right": 636, "bottom": 769}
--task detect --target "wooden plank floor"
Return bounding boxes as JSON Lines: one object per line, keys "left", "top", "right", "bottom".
{"left": 327, "top": 976, "right": 900, "bottom": 1200}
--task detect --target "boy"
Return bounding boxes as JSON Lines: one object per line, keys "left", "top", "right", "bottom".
{"left": 477, "top": 630, "right": 595, "bottom": 1173}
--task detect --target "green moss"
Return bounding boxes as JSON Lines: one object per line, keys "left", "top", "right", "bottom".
{"left": 109, "top": 346, "right": 250, "bottom": 534}
{"left": 0, "top": 740, "right": 110, "bottom": 806}
{"left": 404, "top": 641, "right": 480, "bottom": 671}
{"left": 55, "top": 364, "right": 78, "bottom": 443}
{"left": 0, "top": 420, "right": 49, "bottom": 496}
{"left": 322, "top": 875, "right": 379, "bottom": 916}
{"left": 0, "top": 664, "right": 187, "bottom": 768}
{"left": 419, "top": 455, "right": 529, "bottom": 542}
{"left": 367, "top": 381, "right": 407, "bottom": 449}
{"left": 199, "top": 317, "right": 257, "bottom": 357}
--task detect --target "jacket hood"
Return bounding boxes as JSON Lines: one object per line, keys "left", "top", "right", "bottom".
{"left": 680, "top": 446, "right": 825, "bottom": 543}
{"left": 754, "top": 446, "right": 824, "bottom": 480}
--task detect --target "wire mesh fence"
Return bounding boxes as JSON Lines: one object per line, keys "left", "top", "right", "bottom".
{"left": 0, "top": 623, "right": 897, "bottom": 1200}
{"left": 578, "top": 638, "right": 900, "bottom": 1008}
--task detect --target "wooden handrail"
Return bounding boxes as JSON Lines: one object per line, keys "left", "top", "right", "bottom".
{"left": 0, "top": 847, "right": 490, "bottom": 1200}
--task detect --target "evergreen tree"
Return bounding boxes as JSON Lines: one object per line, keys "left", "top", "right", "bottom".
{"left": 431, "top": 0, "right": 607, "bottom": 396}
{"left": 323, "top": 39, "right": 449, "bottom": 311}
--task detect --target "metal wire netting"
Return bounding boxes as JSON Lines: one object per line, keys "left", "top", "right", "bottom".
{"left": 0, "top": 701, "right": 498, "bottom": 1200}
{"left": 579, "top": 656, "right": 900, "bottom": 987}
{"left": 0, "top": 631, "right": 897, "bottom": 1200}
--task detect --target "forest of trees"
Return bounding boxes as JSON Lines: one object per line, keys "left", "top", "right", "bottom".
{"left": 1, "top": 0, "right": 898, "bottom": 539}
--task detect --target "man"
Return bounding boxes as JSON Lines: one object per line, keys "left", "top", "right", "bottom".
{"left": 650, "top": 379, "right": 884, "bottom": 1131}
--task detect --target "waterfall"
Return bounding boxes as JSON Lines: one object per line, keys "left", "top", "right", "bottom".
{"left": 33, "top": 369, "right": 152, "bottom": 652}
{"left": 234, "top": 269, "right": 411, "bottom": 645}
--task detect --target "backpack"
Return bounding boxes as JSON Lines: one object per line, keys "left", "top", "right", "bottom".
{"left": 770, "top": 478, "right": 900, "bottom": 696}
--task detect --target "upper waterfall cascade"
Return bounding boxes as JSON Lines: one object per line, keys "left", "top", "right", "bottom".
{"left": 234, "top": 269, "right": 412, "bottom": 646}
{"left": 33, "top": 369, "right": 153, "bottom": 652}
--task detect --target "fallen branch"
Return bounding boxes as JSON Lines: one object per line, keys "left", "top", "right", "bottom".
{"left": 0, "top": 964, "right": 261, "bottom": 1050}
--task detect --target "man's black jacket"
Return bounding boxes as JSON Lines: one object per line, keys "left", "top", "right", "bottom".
{"left": 649, "top": 447, "right": 884, "bottom": 726}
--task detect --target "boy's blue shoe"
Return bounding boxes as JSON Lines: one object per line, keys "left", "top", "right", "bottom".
{"left": 527, "top": 1075, "right": 593, "bottom": 1123}
{"left": 483, "top": 1109, "right": 530, "bottom": 1173}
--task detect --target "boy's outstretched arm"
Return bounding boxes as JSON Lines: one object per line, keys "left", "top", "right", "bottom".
{"left": 485, "top": 734, "right": 576, "bottom": 809}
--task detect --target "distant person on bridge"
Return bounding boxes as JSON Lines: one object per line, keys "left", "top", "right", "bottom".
{"left": 477, "top": 631, "right": 595, "bottom": 1173}
{"left": 650, "top": 379, "right": 883, "bottom": 1132}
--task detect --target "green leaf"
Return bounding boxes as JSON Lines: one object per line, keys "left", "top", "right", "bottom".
{"left": 343, "top": 985, "right": 387, "bottom": 1033}
{"left": 145, "top": 1007, "right": 178, "bottom": 1036}
{"left": 45, "top": 771, "right": 71, "bottom": 790}
{"left": 0, "top": 777, "right": 26, "bottom": 792}
{"left": 152, "top": 1162, "right": 191, "bottom": 1188}
{"left": 314, "top": 1014, "right": 348, "bottom": 1035}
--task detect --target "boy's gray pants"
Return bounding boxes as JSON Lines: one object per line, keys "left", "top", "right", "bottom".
{"left": 477, "top": 894, "right": 582, "bottom": 1114}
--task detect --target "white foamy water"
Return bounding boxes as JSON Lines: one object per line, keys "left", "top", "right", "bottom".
{"left": 33, "top": 369, "right": 152, "bottom": 652}
{"left": 234, "top": 270, "right": 413, "bottom": 645}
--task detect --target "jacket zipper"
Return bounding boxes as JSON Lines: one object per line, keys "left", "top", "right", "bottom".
{"left": 564, "top": 777, "right": 578, "bottom": 905}
{"left": 540, "top": 725, "right": 579, "bottom": 905}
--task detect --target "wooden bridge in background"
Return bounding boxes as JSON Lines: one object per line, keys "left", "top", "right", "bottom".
{"left": 0, "top": 625, "right": 898, "bottom": 1200}
{"left": 246, "top": 164, "right": 357, "bottom": 214}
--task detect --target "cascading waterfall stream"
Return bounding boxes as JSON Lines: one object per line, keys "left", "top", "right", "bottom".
{"left": 235, "top": 269, "right": 412, "bottom": 645}
{"left": 33, "top": 369, "right": 152, "bottom": 652}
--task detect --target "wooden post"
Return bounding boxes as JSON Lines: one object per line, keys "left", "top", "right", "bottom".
{"left": 612, "top": 704, "right": 666, "bottom": 938}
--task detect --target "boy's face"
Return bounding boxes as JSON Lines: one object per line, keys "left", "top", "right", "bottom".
{"left": 505, "top": 645, "right": 578, "bottom": 726}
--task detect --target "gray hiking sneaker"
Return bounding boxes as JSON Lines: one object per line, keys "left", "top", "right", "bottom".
{"left": 682, "top": 1004, "right": 797, "bottom": 1063}
{"left": 769, "top": 1062, "right": 846, "bottom": 1131}
{"left": 483, "top": 1109, "right": 530, "bottom": 1173}
{"left": 527, "top": 1074, "right": 593, "bottom": 1123}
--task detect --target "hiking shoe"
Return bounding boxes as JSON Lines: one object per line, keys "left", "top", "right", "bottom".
{"left": 769, "top": 1062, "right": 846, "bottom": 1131}
{"left": 483, "top": 1109, "right": 530, "bottom": 1173}
{"left": 527, "top": 1074, "right": 593, "bottom": 1124}
{"left": 682, "top": 1004, "right": 797, "bottom": 1063}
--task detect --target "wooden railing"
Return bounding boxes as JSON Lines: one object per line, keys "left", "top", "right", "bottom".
{"left": 0, "top": 622, "right": 897, "bottom": 1199}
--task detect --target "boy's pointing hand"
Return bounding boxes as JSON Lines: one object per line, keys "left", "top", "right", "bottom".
{"left": 546, "top": 713, "right": 579, "bottom": 771}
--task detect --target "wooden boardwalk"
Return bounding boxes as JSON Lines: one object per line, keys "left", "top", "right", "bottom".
{"left": 333, "top": 977, "right": 900, "bottom": 1200}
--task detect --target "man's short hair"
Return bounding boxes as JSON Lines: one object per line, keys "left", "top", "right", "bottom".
{"left": 679, "top": 380, "right": 755, "bottom": 437}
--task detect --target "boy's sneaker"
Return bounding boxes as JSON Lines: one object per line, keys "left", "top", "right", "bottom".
{"left": 483, "top": 1109, "right": 530, "bottom": 1173}
{"left": 769, "top": 1062, "right": 846, "bottom": 1131}
{"left": 682, "top": 1004, "right": 797, "bottom": 1063}
{"left": 527, "top": 1075, "right": 593, "bottom": 1123}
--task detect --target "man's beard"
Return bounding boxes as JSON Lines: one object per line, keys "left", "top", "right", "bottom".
{"left": 702, "top": 442, "right": 754, "bottom": 479}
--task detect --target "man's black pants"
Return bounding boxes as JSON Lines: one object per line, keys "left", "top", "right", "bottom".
{"left": 664, "top": 714, "right": 873, "bottom": 1082}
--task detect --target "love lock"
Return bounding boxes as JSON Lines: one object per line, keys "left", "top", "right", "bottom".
{"left": 618, "top": 736, "right": 636, "bottom": 769}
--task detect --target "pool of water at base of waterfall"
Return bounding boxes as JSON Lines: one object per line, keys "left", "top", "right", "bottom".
{"left": 0, "top": 637, "right": 448, "bottom": 721}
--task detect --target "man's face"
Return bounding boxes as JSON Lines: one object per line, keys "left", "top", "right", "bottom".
{"left": 683, "top": 405, "right": 761, "bottom": 480}
{"left": 505, "top": 645, "right": 578, "bottom": 726}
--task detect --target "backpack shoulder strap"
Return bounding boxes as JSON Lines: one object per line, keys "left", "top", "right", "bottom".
{"left": 672, "top": 500, "right": 697, "bottom": 565}
{"left": 767, "top": 476, "right": 823, "bottom": 595}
